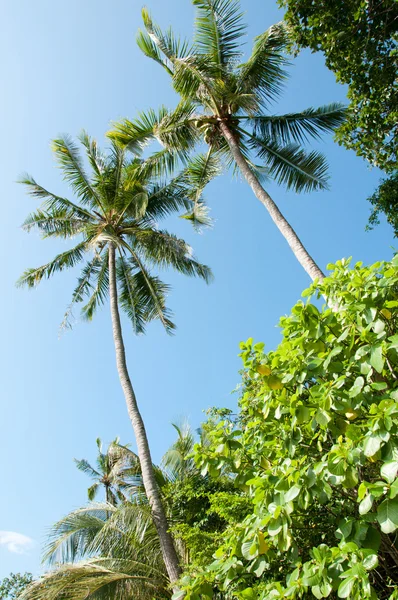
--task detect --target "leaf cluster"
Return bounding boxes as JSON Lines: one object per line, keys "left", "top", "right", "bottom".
{"left": 181, "top": 256, "right": 398, "bottom": 599}
{"left": 110, "top": 0, "right": 347, "bottom": 202}
{"left": 278, "top": 0, "right": 398, "bottom": 174}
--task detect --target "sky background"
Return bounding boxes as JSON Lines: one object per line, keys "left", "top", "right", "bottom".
{"left": 0, "top": 0, "right": 395, "bottom": 578}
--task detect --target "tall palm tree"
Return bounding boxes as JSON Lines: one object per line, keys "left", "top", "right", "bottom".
{"left": 17, "top": 132, "right": 212, "bottom": 588}
{"left": 74, "top": 437, "right": 141, "bottom": 505}
{"left": 110, "top": 0, "right": 347, "bottom": 282}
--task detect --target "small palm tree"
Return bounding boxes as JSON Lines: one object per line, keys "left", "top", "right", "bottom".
{"left": 18, "top": 133, "right": 212, "bottom": 588}
{"left": 111, "top": 0, "right": 347, "bottom": 282}
{"left": 74, "top": 437, "right": 141, "bottom": 504}
{"left": 20, "top": 424, "right": 229, "bottom": 600}
{"left": 24, "top": 502, "right": 169, "bottom": 600}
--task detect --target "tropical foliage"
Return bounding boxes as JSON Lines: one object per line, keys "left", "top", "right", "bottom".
{"left": 20, "top": 425, "right": 244, "bottom": 600}
{"left": 17, "top": 132, "right": 211, "bottom": 332}
{"left": 18, "top": 132, "right": 212, "bottom": 587}
{"left": 74, "top": 437, "right": 140, "bottom": 504}
{"left": 179, "top": 256, "right": 398, "bottom": 599}
{"left": 110, "top": 0, "right": 346, "bottom": 281}
{"left": 279, "top": 0, "right": 397, "bottom": 174}
{"left": 0, "top": 573, "right": 33, "bottom": 600}
{"left": 367, "top": 173, "right": 398, "bottom": 239}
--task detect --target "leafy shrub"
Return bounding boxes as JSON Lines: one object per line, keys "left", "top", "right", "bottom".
{"left": 179, "top": 256, "right": 398, "bottom": 600}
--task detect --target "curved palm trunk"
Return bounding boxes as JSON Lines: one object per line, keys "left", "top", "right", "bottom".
{"left": 108, "top": 244, "right": 182, "bottom": 589}
{"left": 219, "top": 121, "right": 325, "bottom": 282}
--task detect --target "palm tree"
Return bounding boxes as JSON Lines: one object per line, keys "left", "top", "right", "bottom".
{"left": 20, "top": 425, "right": 232, "bottom": 600}
{"left": 74, "top": 437, "right": 142, "bottom": 505}
{"left": 24, "top": 502, "right": 169, "bottom": 600}
{"left": 110, "top": 0, "right": 347, "bottom": 282}
{"left": 17, "top": 132, "right": 212, "bottom": 588}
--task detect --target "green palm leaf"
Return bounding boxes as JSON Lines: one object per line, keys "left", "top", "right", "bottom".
{"left": 134, "top": 229, "right": 213, "bottom": 282}
{"left": 249, "top": 134, "right": 329, "bottom": 192}
{"left": 22, "top": 207, "right": 88, "bottom": 239}
{"left": 248, "top": 103, "right": 347, "bottom": 144}
{"left": 118, "top": 252, "right": 176, "bottom": 334}
{"left": 237, "top": 22, "right": 289, "bottom": 107}
{"left": 52, "top": 135, "right": 103, "bottom": 209}
{"left": 17, "top": 242, "right": 87, "bottom": 288}
{"left": 19, "top": 174, "right": 94, "bottom": 221}
{"left": 81, "top": 250, "right": 109, "bottom": 321}
{"left": 193, "top": 0, "right": 246, "bottom": 68}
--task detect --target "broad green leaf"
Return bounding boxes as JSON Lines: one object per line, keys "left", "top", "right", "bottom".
{"left": 377, "top": 498, "right": 398, "bottom": 533}
{"left": 338, "top": 576, "right": 355, "bottom": 598}
{"left": 381, "top": 461, "right": 398, "bottom": 484}
{"left": 316, "top": 408, "right": 331, "bottom": 426}
{"left": 370, "top": 345, "right": 384, "bottom": 373}
{"left": 363, "top": 434, "right": 382, "bottom": 457}
{"left": 268, "top": 517, "right": 282, "bottom": 536}
{"left": 390, "top": 478, "right": 398, "bottom": 499}
{"left": 362, "top": 553, "right": 378, "bottom": 570}
{"left": 349, "top": 376, "right": 364, "bottom": 397}
{"left": 284, "top": 485, "right": 301, "bottom": 502}
{"left": 359, "top": 494, "right": 373, "bottom": 515}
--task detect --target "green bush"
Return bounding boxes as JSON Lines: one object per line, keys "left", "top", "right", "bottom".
{"left": 179, "top": 256, "right": 398, "bottom": 600}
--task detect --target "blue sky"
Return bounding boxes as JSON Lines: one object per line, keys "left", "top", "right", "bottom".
{"left": 0, "top": 0, "right": 395, "bottom": 578}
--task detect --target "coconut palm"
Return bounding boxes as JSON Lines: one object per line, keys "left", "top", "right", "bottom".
{"left": 74, "top": 437, "right": 143, "bottom": 504}
{"left": 20, "top": 425, "right": 229, "bottom": 600}
{"left": 23, "top": 502, "right": 169, "bottom": 600}
{"left": 17, "top": 132, "right": 212, "bottom": 587}
{"left": 110, "top": 0, "right": 347, "bottom": 282}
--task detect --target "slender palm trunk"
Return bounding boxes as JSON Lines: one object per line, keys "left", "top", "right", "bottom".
{"left": 108, "top": 244, "right": 182, "bottom": 589}
{"left": 219, "top": 121, "right": 325, "bottom": 282}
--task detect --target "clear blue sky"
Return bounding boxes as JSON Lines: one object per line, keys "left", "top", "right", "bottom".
{"left": 0, "top": 0, "right": 394, "bottom": 578}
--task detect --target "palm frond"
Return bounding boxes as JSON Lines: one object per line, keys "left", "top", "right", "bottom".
{"left": 249, "top": 133, "right": 329, "bottom": 192}
{"left": 118, "top": 249, "right": 176, "bottom": 334}
{"left": 138, "top": 147, "right": 188, "bottom": 180}
{"left": 184, "top": 150, "right": 221, "bottom": 202}
{"left": 43, "top": 504, "right": 115, "bottom": 565}
{"left": 19, "top": 174, "right": 94, "bottom": 221}
{"left": 180, "top": 201, "right": 213, "bottom": 232}
{"left": 134, "top": 229, "right": 213, "bottom": 283}
{"left": 193, "top": 0, "right": 246, "bottom": 68}
{"left": 171, "top": 55, "right": 219, "bottom": 104}
{"left": 88, "top": 482, "right": 100, "bottom": 501}
{"left": 155, "top": 100, "right": 199, "bottom": 151}
{"left": 74, "top": 459, "right": 101, "bottom": 479}
{"left": 60, "top": 256, "right": 104, "bottom": 331}
{"left": 116, "top": 254, "right": 148, "bottom": 335}
{"left": 17, "top": 242, "right": 87, "bottom": 288}
{"left": 81, "top": 250, "right": 109, "bottom": 321}
{"left": 22, "top": 207, "right": 88, "bottom": 239}
{"left": 108, "top": 107, "right": 168, "bottom": 152}
{"left": 22, "top": 558, "right": 167, "bottom": 600}
{"left": 143, "top": 177, "right": 191, "bottom": 223}
{"left": 140, "top": 8, "right": 190, "bottom": 67}
{"left": 79, "top": 131, "right": 106, "bottom": 177}
{"left": 237, "top": 21, "right": 289, "bottom": 107}
{"left": 52, "top": 136, "right": 103, "bottom": 210}
{"left": 137, "top": 28, "right": 174, "bottom": 76}
{"left": 248, "top": 103, "right": 347, "bottom": 144}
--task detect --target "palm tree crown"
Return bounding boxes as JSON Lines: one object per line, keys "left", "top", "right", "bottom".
{"left": 74, "top": 437, "right": 141, "bottom": 505}
{"left": 18, "top": 132, "right": 212, "bottom": 332}
{"left": 110, "top": 0, "right": 347, "bottom": 281}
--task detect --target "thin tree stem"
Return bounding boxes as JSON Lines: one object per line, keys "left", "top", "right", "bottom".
{"left": 108, "top": 243, "right": 182, "bottom": 589}
{"left": 218, "top": 120, "right": 326, "bottom": 282}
